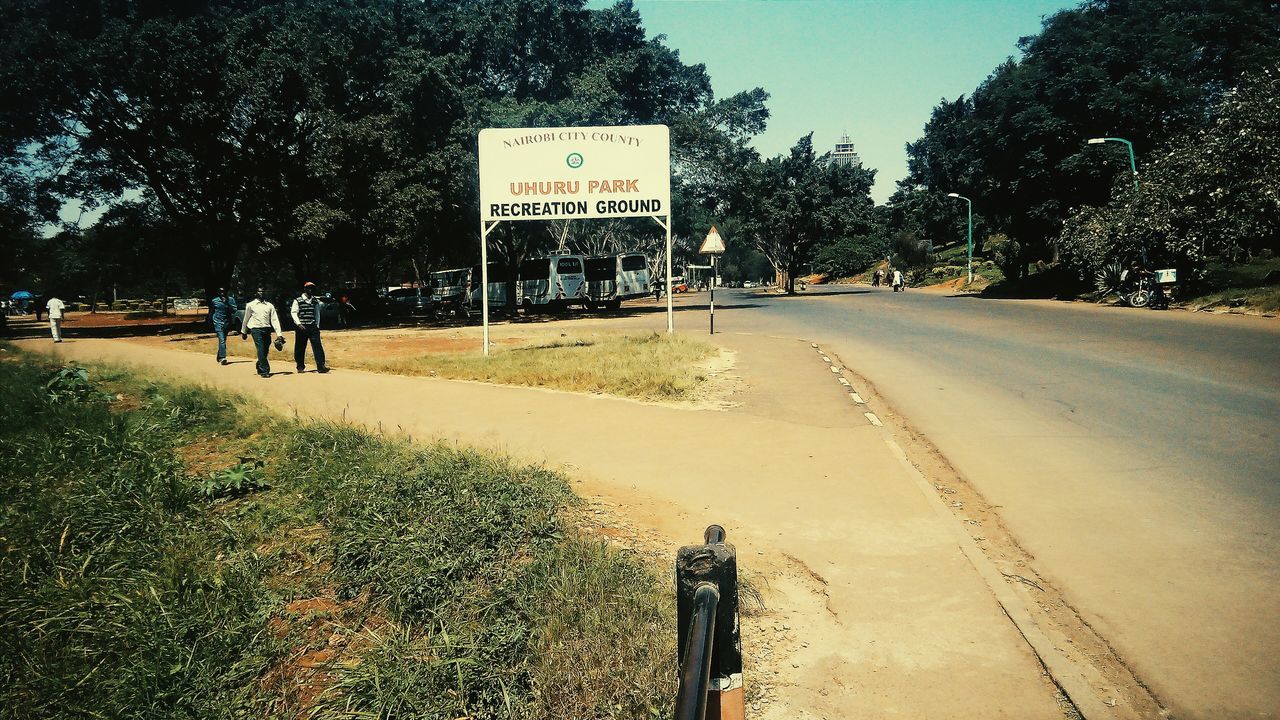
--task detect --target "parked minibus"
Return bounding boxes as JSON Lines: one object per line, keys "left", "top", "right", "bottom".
{"left": 518, "top": 254, "right": 587, "bottom": 310}
{"left": 466, "top": 262, "right": 510, "bottom": 314}
{"left": 584, "top": 252, "right": 652, "bottom": 309}
{"left": 430, "top": 268, "right": 470, "bottom": 317}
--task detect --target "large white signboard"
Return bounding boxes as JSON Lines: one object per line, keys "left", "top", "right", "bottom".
{"left": 478, "top": 125, "right": 670, "bottom": 222}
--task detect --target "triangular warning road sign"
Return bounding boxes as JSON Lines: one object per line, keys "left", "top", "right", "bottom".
{"left": 700, "top": 225, "right": 726, "bottom": 254}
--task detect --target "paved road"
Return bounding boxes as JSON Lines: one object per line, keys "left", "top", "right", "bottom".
{"left": 714, "top": 286, "right": 1280, "bottom": 719}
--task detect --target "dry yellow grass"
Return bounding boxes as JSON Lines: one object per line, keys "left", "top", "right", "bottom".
{"left": 149, "top": 329, "right": 719, "bottom": 401}
{"left": 364, "top": 332, "right": 718, "bottom": 400}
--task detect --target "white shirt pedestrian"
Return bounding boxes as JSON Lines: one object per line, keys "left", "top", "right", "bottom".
{"left": 46, "top": 297, "right": 66, "bottom": 342}
{"left": 240, "top": 298, "right": 282, "bottom": 335}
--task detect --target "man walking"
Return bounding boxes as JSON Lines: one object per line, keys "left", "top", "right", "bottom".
{"left": 290, "top": 281, "right": 329, "bottom": 373}
{"left": 209, "top": 288, "right": 238, "bottom": 365}
{"left": 240, "top": 287, "right": 282, "bottom": 378}
{"left": 46, "top": 294, "right": 66, "bottom": 342}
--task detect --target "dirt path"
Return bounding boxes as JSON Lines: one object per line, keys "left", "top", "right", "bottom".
{"left": 17, "top": 334, "right": 1070, "bottom": 718}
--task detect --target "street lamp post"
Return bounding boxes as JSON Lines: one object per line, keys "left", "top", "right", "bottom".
{"left": 1088, "top": 136, "right": 1143, "bottom": 262}
{"left": 1086, "top": 137, "right": 1139, "bottom": 192}
{"left": 946, "top": 193, "right": 973, "bottom": 284}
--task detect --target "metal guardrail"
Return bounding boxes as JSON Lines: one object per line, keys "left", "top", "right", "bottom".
{"left": 675, "top": 525, "right": 744, "bottom": 720}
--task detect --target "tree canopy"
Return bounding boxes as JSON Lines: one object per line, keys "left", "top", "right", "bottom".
{"left": 1058, "top": 66, "right": 1280, "bottom": 280}
{"left": 0, "top": 0, "right": 770, "bottom": 296}
{"left": 735, "top": 134, "right": 880, "bottom": 293}
{"left": 890, "top": 0, "right": 1280, "bottom": 280}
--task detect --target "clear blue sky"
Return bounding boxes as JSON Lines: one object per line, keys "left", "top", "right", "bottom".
{"left": 590, "top": 0, "right": 1079, "bottom": 203}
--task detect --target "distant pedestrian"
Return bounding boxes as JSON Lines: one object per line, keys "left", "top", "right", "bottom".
{"left": 240, "top": 287, "right": 282, "bottom": 378}
{"left": 34, "top": 295, "right": 44, "bottom": 322}
{"left": 892, "top": 269, "right": 905, "bottom": 292}
{"left": 46, "top": 295, "right": 66, "bottom": 342}
{"left": 209, "top": 288, "right": 238, "bottom": 365}
{"left": 290, "top": 281, "right": 329, "bottom": 374}
{"left": 872, "top": 269, "right": 882, "bottom": 287}
{"left": 337, "top": 293, "right": 352, "bottom": 327}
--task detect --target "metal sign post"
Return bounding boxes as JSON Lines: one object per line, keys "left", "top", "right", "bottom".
{"left": 479, "top": 220, "right": 497, "bottom": 356}
{"left": 699, "top": 226, "right": 726, "bottom": 335}
{"left": 653, "top": 215, "right": 674, "bottom": 333}
{"left": 477, "top": 125, "right": 674, "bottom": 351}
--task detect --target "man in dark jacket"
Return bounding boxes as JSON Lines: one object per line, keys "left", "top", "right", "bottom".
{"left": 290, "top": 281, "right": 329, "bottom": 373}
{"left": 209, "top": 288, "right": 238, "bottom": 365}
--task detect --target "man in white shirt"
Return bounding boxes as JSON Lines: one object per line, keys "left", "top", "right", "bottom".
{"left": 46, "top": 295, "right": 67, "bottom": 342}
{"left": 239, "top": 287, "right": 283, "bottom": 377}
{"left": 290, "top": 281, "right": 329, "bottom": 373}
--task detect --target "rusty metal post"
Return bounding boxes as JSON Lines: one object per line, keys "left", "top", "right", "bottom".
{"left": 676, "top": 525, "right": 743, "bottom": 720}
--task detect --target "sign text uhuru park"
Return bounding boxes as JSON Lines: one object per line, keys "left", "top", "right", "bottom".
{"left": 476, "top": 125, "right": 674, "bottom": 354}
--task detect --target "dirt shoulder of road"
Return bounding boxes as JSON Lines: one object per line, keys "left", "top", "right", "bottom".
{"left": 15, "top": 327, "right": 1074, "bottom": 719}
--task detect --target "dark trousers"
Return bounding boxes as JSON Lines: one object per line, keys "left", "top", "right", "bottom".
{"left": 294, "top": 325, "right": 326, "bottom": 370}
{"left": 214, "top": 323, "right": 229, "bottom": 361}
{"left": 251, "top": 328, "right": 273, "bottom": 375}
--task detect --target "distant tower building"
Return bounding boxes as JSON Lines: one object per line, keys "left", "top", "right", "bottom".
{"left": 825, "top": 133, "right": 862, "bottom": 169}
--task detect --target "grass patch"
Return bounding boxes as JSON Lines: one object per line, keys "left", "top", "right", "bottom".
{"left": 0, "top": 353, "right": 676, "bottom": 719}
{"left": 1183, "top": 284, "right": 1280, "bottom": 314}
{"left": 368, "top": 331, "right": 718, "bottom": 401}
{"left": 1182, "top": 256, "right": 1280, "bottom": 314}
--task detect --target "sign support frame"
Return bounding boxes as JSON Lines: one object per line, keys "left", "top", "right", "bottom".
{"left": 477, "top": 124, "right": 673, "bottom": 354}
{"left": 652, "top": 215, "right": 674, "bottom": 334}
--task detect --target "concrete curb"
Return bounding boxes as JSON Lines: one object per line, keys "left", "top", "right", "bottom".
{"left": 810, "top": 341, "right": 1116, "bottom": 720}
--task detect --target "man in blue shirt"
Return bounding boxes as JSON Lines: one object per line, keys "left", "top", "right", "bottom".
{"left": 209, "top": 288, "right": 238, "bottom": 365}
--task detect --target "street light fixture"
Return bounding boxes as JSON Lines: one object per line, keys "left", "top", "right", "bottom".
{"left": 1086, "top": 137, "right": 1139, "bottom": 192}
{"left": 946, "top": 192, "right": 973, "bottom": 284}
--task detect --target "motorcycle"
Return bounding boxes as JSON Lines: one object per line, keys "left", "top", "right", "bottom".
{"left": 1096, "top": 262, "right": 1170, "bottom": 309}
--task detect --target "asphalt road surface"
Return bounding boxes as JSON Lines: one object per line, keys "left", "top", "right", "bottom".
{"left": 714, "top": 285, "right": 1280, "bottom": 719}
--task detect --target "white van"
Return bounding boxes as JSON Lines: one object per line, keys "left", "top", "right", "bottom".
{"left": 430, "top": 268, "right": 470, "bottom": 316}
{"left": 519, "top": 254, "right": 587, "bottom": 310}
{"left": 466, "top": 262, "right": 510, "bottom": 313}
{"left": 584, "top": 252, "right": 652, "bottom": 310}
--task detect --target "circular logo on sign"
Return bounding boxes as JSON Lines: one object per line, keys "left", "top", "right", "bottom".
{"left": 566, "top": 152, "right": 584, "bottom": 169}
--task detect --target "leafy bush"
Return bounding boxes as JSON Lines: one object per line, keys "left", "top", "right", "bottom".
{"left": 889, "top": 230, "right": 934, "bottom": 271}
{"left": 44, "top": 366, "right": 109, "bottom": 404}
{"left": 1095, "top": 261, "right": 1125, "bottom": 297}
{"left": 1059, "top": 66, "right": 1280, "bottom": 280}
{"left": 984, "top": 233, "right": 1024, "bottom": 280}
{"left": 814, "top": 234, "right": 887, "bottom": 278}
{"left": 199, "top": 458, "right": 268, "bottom": 499}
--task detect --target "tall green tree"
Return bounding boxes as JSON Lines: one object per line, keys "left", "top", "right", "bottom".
{"left": 1058, "top": 66, "right": 1280, "bottom": 280}
{"left": 738, "top": 134, "right": 878, "bottom": 293}
{"left": 2, "top": 0, "right": 768, "bottom": 297}
{"left": 896, "top": 0, "right": 1280, "bottom": 279}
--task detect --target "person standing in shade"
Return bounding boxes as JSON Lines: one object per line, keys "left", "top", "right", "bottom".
{"left": 892, "top": 268, "right": 905, "bottom": 292}
{"left": 240, "top": 287, "right": 282, "bottom": 378}
{"left": 46, "top": 295, "right": 66, "bottom": 342}
{"left": 209, "top": 288, "right": 238, "bottom": 365}
{"left": 290, "top": 281, "right": 329, "bottom": 373}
